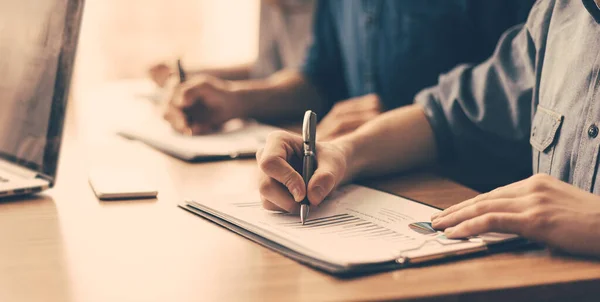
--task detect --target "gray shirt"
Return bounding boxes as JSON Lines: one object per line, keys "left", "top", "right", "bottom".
{"left": 251, "top": 0, "right": 314, "bottom": 79}
{"left": 415, "top": 0, "right": 600, "bottom": 193}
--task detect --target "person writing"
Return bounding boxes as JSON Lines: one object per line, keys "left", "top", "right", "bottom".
{"left": 256, "top": 0, "right": 600, "bottom": 257}
{"left": 162, "top": 0, "right": 533, "bottom": 141}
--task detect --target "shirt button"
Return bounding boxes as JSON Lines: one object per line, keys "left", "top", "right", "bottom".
{"left": 366, "top": 15, "right": 374, "bottom": 25}
{"left": 588, "top": 124, "right": 599, "bottom": 138}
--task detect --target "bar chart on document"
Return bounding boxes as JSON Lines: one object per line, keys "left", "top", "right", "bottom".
{"left": 189, "top": 185, "right": 456, "bottom": 265}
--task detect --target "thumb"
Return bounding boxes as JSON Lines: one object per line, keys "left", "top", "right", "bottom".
{"left": 306, "top": 159, "right": 342, "bottom": 206}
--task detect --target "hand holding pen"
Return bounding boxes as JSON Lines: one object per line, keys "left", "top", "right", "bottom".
{"left": 162, "top": 58, "right": 242, "bottom": 135}
{"left": 256, "top": 110, "right": 350, "bottom": 221}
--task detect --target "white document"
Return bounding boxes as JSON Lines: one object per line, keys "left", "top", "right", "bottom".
{"left": 119, "top": 117, "right": 278, "bottom": 160}
{"left": 109, "top": 81, "right": 279, "bottom": 160}
{"left": 186, "top": 185, "right": 515, "bottom": 267}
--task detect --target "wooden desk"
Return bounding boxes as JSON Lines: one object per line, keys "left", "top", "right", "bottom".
{"left": 2, "top": 85, "right": 600, "bottom": 302}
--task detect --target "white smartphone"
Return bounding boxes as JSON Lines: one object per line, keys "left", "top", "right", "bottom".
{"left": 88, "top": 167, "right": 158, "bottom": 200}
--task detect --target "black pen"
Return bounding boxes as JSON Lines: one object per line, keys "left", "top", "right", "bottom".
{"left": 301, "top": 110, "right": 317, "bottom": 224}
{"left": 177, "top": 58, "right": 186, "bottom": 83}
{"left": 176, "top": 58, "right": 193, "bottom": 135}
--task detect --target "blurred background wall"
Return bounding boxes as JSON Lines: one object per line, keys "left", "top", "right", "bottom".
{"left": 73, "top": 0, "right": 260, "bottom": 93}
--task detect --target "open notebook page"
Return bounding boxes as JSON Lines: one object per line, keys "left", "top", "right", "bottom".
{"left": 110, "top": 80, "right": 279, "bottom": 159}
{"left": 119, "top": 117, "right": 277, "bottom": 158}
{"left": 186, "top": 185, "right": 504, "bottom": 267}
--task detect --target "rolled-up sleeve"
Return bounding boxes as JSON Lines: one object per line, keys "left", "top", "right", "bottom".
{"left": 300, "top": 0, "right": 348, "bottom": 113}
{"left": 415, "top": 21, "right": 538, "bottom": 166}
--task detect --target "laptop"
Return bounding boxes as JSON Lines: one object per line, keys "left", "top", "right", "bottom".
{"left": 0, "top": 0, "right": 83, "bottom": 198}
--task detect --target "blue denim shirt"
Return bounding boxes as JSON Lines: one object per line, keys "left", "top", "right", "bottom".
{"left": 416, "top": 0, "right": 600, "bottom": 193}
{"left": 301, "top": 0, "right": 534, "bottom": 112}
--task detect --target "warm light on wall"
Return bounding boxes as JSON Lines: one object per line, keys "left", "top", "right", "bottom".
{"left": 73, "top": 0, "right": 259, "bottom": 87}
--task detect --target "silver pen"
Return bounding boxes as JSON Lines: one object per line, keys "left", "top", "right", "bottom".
{"left": 300, "top": 110, "right": 317, "bottom": 225}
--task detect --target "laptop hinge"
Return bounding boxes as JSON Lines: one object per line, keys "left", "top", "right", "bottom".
{"left": 35, "top": 173, "right": 53, "bottom": 183}
{"left": 0, "top": 158, "right": 40, "bottom": 179}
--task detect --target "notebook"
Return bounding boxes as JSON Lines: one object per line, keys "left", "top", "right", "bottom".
{"left": 111, "top": 81, "right": 279, "bottom": 161}
{"left": 180, "top": 185, "right": 526, "bottom": 276}
{"left": 118, "top": 118, "right": 278, "bottom": 161}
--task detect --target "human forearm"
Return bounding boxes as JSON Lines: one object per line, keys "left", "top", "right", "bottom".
{"left": 149, "top": 62, "right": 253, "bottom": 87}
{"left": 335, "top": 104, "right": 438, "bottom": 182}
{"left": 193, "top": 63, "right": 253, "bottom": 81}
{"left": 255, "top": 104, "right": 437, "bottom": 213}
{"left": 231, "top": 70, "right": 326, "bottom": 122}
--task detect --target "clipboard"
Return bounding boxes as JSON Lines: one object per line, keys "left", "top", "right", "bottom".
{"left": 179, "top": 202, "right": 403, "bottom": 276}
{"left": 178, "top": 187, "right": 531, "bottom": 277}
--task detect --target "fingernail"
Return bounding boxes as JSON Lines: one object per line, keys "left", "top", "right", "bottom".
{"left": 431, "top": 218, "right": 440, "bottom": 227}
{"left": 445, "top": 227, "right": 455, "bottom": 236}
{"left": 313, "top": 186, "right": 325, "bottom": 202}
{"left": 291, "top": 187, "right": 302, "bottom": 202}
{"left": 431, "top": 213, "right": 440, "bottom": 221}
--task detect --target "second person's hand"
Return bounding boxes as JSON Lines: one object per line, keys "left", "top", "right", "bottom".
{"left": 256, "top": 131, "right": 351, "bottom": 213}
{"left": 163, "top": 75, "right": 244, "bottom": 135}
{"left": 317, "top": 93, "right": 383, "bottom": 141}
{"left": 148, "top": 62, "right": 173, "bottom": 88}
{"left": 431, "top": 174, "right": 600, "bottom": 257}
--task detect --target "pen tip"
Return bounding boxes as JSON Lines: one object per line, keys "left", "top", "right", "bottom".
{"left": 300, "top": 204, "right": 309, "bottom": 225}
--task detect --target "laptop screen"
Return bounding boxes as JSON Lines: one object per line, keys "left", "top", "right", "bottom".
{"left": 0, "top": 0, "right": 83, "bottom": 182}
